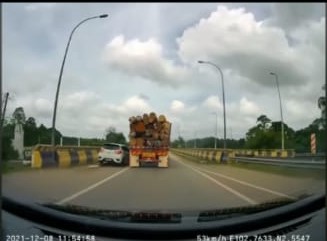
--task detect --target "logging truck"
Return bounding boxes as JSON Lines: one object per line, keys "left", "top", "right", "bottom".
{"left": 128, "top": 112, "right": 171, "bottom": 167}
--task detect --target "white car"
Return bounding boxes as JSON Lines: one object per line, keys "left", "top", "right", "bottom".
{"left": 98, "top": 143, "right": 129, "bottom": 166}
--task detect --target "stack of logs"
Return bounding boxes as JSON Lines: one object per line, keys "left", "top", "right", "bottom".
{"left": 129, "top": 112, "right": 171, "bottom": 147}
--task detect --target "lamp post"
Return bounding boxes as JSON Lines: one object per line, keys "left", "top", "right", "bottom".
{"left": 198, "top": 60, "right": 227, "bottom": 162}
{"left": 51, "top": 14, "right": 108, "bottom": 147}
{"left": 211, "top": 112, "right": 218, "bottom": 149}
{"left": 270, "top": 72, "right": 284, "bottom": 150}
{"left": 1, "top": 92, "right": 9, "bottom": 129}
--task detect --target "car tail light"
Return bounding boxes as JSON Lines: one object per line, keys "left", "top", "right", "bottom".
{"left": 115, "top": 149, "right": 122, "bottom": 154}
{"left": 99, "top": 147, "right": 105, "bottom": 153}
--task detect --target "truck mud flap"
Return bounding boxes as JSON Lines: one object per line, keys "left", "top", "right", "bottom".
{"left": 139, "top": 161, "right": 159, "bottom": 167}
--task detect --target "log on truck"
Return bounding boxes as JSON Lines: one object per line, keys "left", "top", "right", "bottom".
{"left": 128, "top": 112, "right": 171, "bottom": 167}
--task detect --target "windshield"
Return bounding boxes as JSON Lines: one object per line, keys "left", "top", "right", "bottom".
{"left": 1, "top": 1, "right": 325, "bottom": 233}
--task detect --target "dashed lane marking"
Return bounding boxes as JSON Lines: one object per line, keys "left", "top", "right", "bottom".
{"left": 176, "top": 159, "right": 257, "bottom": 205}
{"left": 56, "top": 167, "right": 130, "bottom": 205}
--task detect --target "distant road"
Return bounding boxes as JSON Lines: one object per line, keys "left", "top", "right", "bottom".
{"left": 3, "top": 153, "right": 324, "bottom": 211}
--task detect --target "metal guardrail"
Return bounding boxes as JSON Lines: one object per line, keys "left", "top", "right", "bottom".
{"left": 233, "top": 156, "right": 326, "bottom": 169}
{"left": 294, "top": 152, "right": 326, "bottom": 157}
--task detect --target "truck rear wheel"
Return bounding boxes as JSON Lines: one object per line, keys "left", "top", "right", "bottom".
{"left": 122, "top": 155, "right": 129, "bottom": 166}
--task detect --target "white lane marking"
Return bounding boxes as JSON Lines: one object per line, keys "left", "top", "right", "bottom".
{"left": 56, "top": 167, "right": 130, "bottom": 205}
{"left": 88, "top": 164, "right": 100, "bottom": 168}
{"left": 197, "top": 167, "right": 296, "bottom": 200}
{"left": 176, "top": 159, "right": 257, "bottom": 205}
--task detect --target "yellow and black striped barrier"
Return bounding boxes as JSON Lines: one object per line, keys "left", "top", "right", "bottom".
{"left": 171, "top": 148, "right": 233, "bottom": 163}
{"left": 31, "top": 145, "right": 100, "bottom": 168}
{"left": 171, "top": 148, "right": 295, "bottom": 163}
{"left": 32, "top": 146, "right": 295, "bottom": 168}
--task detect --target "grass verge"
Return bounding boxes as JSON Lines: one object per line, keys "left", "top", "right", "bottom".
{"left": 229, "top": 160, "right": 325, "bottom": 181}
{"left": 2, "top": 161, "right": 32, "bottom": 174}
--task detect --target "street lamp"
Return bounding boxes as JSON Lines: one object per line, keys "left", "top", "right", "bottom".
{"left": 211, "top": 112, "right": 218, "bottom": 149}
{"left": 198, "top": 60, "right": 227, "bottom": 162}
{"left": 51, "top": 14, "right": 108, "bottom": 147}
{"left": 270, "top": 72, "right": 284, "bottom": 150}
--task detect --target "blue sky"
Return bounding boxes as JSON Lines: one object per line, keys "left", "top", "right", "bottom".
{"left": 2, "top": 3, "right": 325, "bottom": 141}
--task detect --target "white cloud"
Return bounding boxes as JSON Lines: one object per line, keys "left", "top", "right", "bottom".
{"left": 64, "top": 91, "right": 99, "bottom": 105}
{"left": 289, "top": 17, "right": 325, "bottom": 64}
{"left": 174, "top": 4, "right": 324, "bottom": 138}
{"left": 202, "top": 96, "right": 223, "bottom": 111}
{"left": 178, "top": 6, "right": 285, "bottom": 58}
{"left": 104, "top": 35, "right": 189, "bottom": 87}
{"left": 239, "top": 97, "right": 260, "bottom": 116}
{"left": 25, "top": 3, "right": 57, "bottom": 11}
{"left": 170, "top": 100, "right": 185, "bottom": 113}
{"left": 55, "top": 94, "right": 153, "bottom": 137}
{"left": 268, "top": 3, "right": 324, "bottom": 32}
{"left": 285, "top": 99, "right": 321, "bottom": 128}
{"left": 33, "top": 98, "right": 52, "bottom": 119}
{"left": 122, "top": 95, "right": 152, "bottom": 114}
{"left": 177, "top": 5, "right": 322, "bottom": 89}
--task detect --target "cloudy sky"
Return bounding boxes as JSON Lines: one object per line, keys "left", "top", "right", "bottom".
{"left": 2, "top": 3, "right": 325, "bottom": 141}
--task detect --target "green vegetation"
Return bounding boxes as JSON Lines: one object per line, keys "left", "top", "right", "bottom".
{"left": 1, "top": 110, "right": 62, "bottom": 161}
{"left": 59, "top": 127, "right": 127, "bottom": 146}
{"left": 171, "top": 136, "right": 245, "bottom": 149}
{"left": 172, "top": 114, "right": 326, "bottom": 153}
{"left": 2, "top": 133, "right": 19, "bottom": 161}
{"left": 1, "top": 107, "right": 127, "bottom": 161}
{"left": 229, "top": 161, "right": 325, "bottom": 181}
{"left": 104, "top": 126, "right": 127, "bottom": 145}
{"left": 2, "top": 161, "right": 32, "bottom": 174}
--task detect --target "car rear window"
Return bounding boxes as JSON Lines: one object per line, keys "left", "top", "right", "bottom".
{"left": 103, "top": 144, "right": 121, "bottom": 150}
{"left": 122, "top": 146, "right": 129, "bottom": 152}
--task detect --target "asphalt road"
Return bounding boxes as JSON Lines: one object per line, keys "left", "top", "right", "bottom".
{"left": 2, "top": 153, "right": 325, "bottom": 212}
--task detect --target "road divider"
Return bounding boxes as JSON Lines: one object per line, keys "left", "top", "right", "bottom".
{"left": 171, "top": 148, "right": 322, "bottom": 169}
{"left": 32, "top": 146, "right": 58, "bottom": 168}
{"left": 171, "top": 148, "right": 233, "bottom": 163}
{"left": 57, "top": 149, "right": 71, "bottom": 168}
{"left": 171, "top": 148, "right": 295, "bottom": 164}
{"left": 31, "top": 145, "right": 100, "bottom": 168}
{"left": 77, "top": 149, "right": 87, "bottom": 165}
